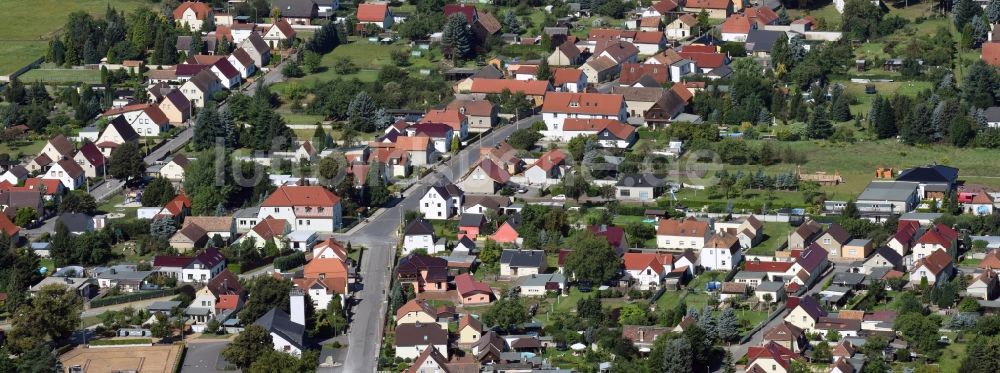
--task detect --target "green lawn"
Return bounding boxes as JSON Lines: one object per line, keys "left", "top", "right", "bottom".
{"left": 0, "top": 138, "right": 46, "bottom": 160}
{"left": 747, "top": 222, "right": 795, "bottom": 256}
{"left": 0, "top": 0, "right": 150, "bottom": 75}
{"left": 725, "top": 140, "right": 1000, "bottom": 201}
{"left": 18, "top": 68, "right": 102, "bottom": 84}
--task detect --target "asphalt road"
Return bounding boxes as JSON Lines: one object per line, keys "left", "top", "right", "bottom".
{"left": 331, "top": 115, "right": 539, "bottom": 373}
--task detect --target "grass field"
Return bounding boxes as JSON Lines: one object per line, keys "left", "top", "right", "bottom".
{"left": 0, "top": 0, "right": 150, "bottom": 75}
{"left": 722, "top": 140, "right": 1000, "bottom": 204}
{"left": 0, "top": 138, "right": 47, "bottom": 161}
{"left": 19, "top": 68, "right": 102, "bottom": 84}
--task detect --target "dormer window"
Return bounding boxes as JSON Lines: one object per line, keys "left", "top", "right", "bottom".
{"left": 569, "top": 101, "right": 579, "bottom": 107}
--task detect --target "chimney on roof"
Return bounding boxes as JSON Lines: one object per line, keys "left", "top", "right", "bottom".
{"left": 290, "top": 289, "right": 306, "bottom": 326}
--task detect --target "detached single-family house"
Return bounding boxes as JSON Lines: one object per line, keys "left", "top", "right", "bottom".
{"left": 402, "top": 219, "right": 445, "bottom": 255}
{"left": 762, "top": 322, "right": 807, "bottom": 353}
{"left": 73, "top": 142, "right": 106, "bottom": 178}
{"left": 909, "top": 249, "right": 953, "bottom": 286}
{"left": 447, "top": 98, "right": 498, "bottom": 133}
{"left": 815, "top": 223, "right": 851, "bottom": 259}
{"left": 523, "top": 149, "right": 567, "bottom": 185}
{"left": 42, "top": 159, "right": 85, "bottom": 190}
{"left": 666, "top": 14, "right": 697, "bottom": 41}
{"left": 516, "top": 273, "right": 566, "bottom": 296}
{"left": 158, "top": 90, "right": 192, "bottom": 125}
{"left": 180, "top": 69, "right": 222, "bottom": 109}
{"left": 173, "top": 1, "right": 213, "bottom": 32}
{"left": 459, "top": 159, "right": 511, "bottom": 194}
{"left": 397, "top": 254, "right": 448, "bottom": 293}
{"left": 616, "top": 173, "right": 660, "bottom": 202}
{"left": 784, "top": 296, "right": 827, "bottom": 332}
{"left": 227, "top": 48, "right": 258, "bottom": 79}
{"left": 458, "top": 314, "right": 483, "bottom": 345}
{"left": 746, "top": 342, "right": 802, "bottom": 373}
{"left": 657, "top": 217, "right": 711, "bottom": 250}
{"left": 274, "top": 0, "right": 318, "bottom": 25}
{"left": 547, "top": 42, "right": 583, "bottom": 66}
{"left": 969, "top": 270, "right": 999, "bottom": 300}
{"left": 238, "top": 33, "right": 271, "bottom": 68}
{"left": 552, "top": 68, "right": 588, "bottom": 93}
{"left": 788, "top": 219, "right": 823, "bottom": 249}
{"left": 257, "top": 185, "right": 343, "bottom": 232}
{"left": 701, "top": 232, "right": 741, "bottom": 271}
{"left": 912, "top": 223, "right": 959, "bottom": 259}
{"left": 357, "top": 2, "right": 394, "bottom": 29}
{"left": 684, "top": 0, "right": 733, "bottom": 18}
{"left": 395, "top": 323, "right": 448, "bottom": 360}
{"left": 500, "top": 249, "right": 546, "bottom": 278}
{"left": 623, "top": 252, "right": 670, "bottom": 289}
{"left": 419, "top": 184, "right": 464, "bottom": 220}
{"left": 455, "top": 273, "right": 493, "bottom": 305}
{"left": 159, "top": 154, "right": 191, "bottom": 182}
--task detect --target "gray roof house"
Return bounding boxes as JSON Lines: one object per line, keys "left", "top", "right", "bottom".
{"left": 500, "top": 249, "right": 547, "bottom": 278}
{"left": 254, "top": 308, "right": 307, "bottom": 353}
{"left": 616, "top": 173, "right": 661, "bottom": 202}
{"left": 855, "top": 181, "right": 920, "bottom": 222}
{"left": 745, "top": 29, "right": 784, "bottom": 56}
{"left": 517, "top": 273, "right": 566, "bottom": 296}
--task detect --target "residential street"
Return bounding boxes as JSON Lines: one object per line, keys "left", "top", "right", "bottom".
{"left": 725, "top": 263, "right": 847, "bottom": 364}
{"left": 332, "top": 115, "right": 538, "bottom": 373}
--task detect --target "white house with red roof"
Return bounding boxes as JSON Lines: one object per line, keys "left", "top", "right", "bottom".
{"left": 623, "top": 252, "right": 671, "bottom": 289}
{"left": 552, "top": 68, "right": 587, "bottom": 93}
{"left": 909, "top": 249, "right": 954, "bottom": 286}
{"left": 420, "top": 109, "right": 469, "bottom": 140}
{"left": 540, "top": 92, "right": 627, "bottom": 140}
{"left": 258, "top": 185, "right": 343, "bottom": 232}
{"left": 911, "top": 223, "right": 958, "bottom": 260}
{"left": 42, "top": 159, "right": 86, "bottom": 190}
{"left": 746, "top": 341, "right": 802, "bottom": 373}
{"left": 102, "top": 104, "right": 171, "bottom": 137}
{"left": 720, "top": 7, "right": 780, "bottom": 42}
{"left": 312, "top": 238, "right": 348, "bottom": 262}
{"left": 357, "top": 2, "right": 394, "bottom": 29}
{"left": 210, "top": 58, "right": 242, "bottom": 89}
{"left": 523, "top": 149, "right": 567, "bottom": 185}
{"left": 173, "top": 1, "right": 213, "bottom": 32}
{"left": 262, "top": 20, "right": 297, "bottom": 49}
{"left": 964, "top": 192, "right": 996, "bottom": 216}
{"left": 459, "top": 159, "right": 511, "bottom": 194}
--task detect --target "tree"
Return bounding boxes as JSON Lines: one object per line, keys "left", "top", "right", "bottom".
{"left": 560, "top": 171, "right": 589, "bottom": 203}
{"left": 813, "top": 341, "right": 832, "bottom": 363}
{"left": 841, "top": 0, "right": 885, "bottom": 40}
{"left": 150, "top": 312, "right": 174, "bottom": 338}
{"left": 347, "top": 91, "right": 378, "bottom": 133}
{"left": 223, "top": 324, "right": 273, "bottom": 369}
{"left": 619, "top": 304, "right": 648, "bottom": 325}
{"left": 959, "top": 335, "right": 1000, "bottom": 372}
{"left": 661, "top": 337, "right": 693, "bottom": 373}
{"left": 806, "top": 105, "right": 833, "bottom": 139}
{"left": 717, "top": 308, "right": 739, "bottom": 342}
{"left": 326, "top": 295, "right": 347, "bottom": 334}
{"left": 240, "top": 276, "right": 294, "bottom": 322}
{"left": 150, "top": 217, "right": 177, "bottom": 240}
{"left": 894, "top": 312, "right": 943, "bottom": 358}
{"left": 6, "top": 284, "right": 82, "bottom": 353}
{"left": 507, "top": 127, "right": 543, "bottom": 149}
{"left": 537, "top": 58, "right": 552, "bottom": 81}
{"left": 482, "top": 297, "right": 529, "bottom": 330}
{"left": 563, "top": 231, "right": 621, "bottom": 284}
{"left": 962, "top": 61, "right": 1000, "bottom": 109}
{"left": 450, "top": 135, "right": 460, "bottom": 154}
{"left": 960, "top": 297, "right": 982, "bottom": 313}
{"left": 13, "top": 208, "right": 37, "bottom": 227}
{"left": 318, "top": 155, "right": 343, "bottom": 184}
{"left": 989, "top": 0, "right": 1000, "bottom": 23}
{"left": 502, "top": 11, "right": 521, "bottom": 34}
{"left": 441, "top": 13, "right": 472, "bottom": 61}
{"left": 955, "top": 0, "right": 981, "bottom": 29}
{"left": 109, "top": 142, "right": 145, "bottom": 182}
{"left": 142, "top": 177, "right": 177, "bottom": 207}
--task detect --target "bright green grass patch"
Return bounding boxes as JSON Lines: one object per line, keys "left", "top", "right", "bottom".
{"left": 19, "top": 68, "right": 102, "bottom": 84}
{"left": 89, "top": 338, "right": 153, "bottom": 345}
{"left": 747, "top": 222, "right": 795, "bottom": 257}
{"left": 0, "top": 0, "right": 150, "bottom": 75}
{"left": 0, "top": 139, "right": 47, "bottom": 160}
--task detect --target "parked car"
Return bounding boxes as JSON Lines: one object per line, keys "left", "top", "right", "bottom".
{"left": 552, "top": 194, "right": 567, "bottom": 200}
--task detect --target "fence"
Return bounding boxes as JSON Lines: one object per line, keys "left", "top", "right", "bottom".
{"left": 0, "top": 56, "right": 43, "bottom": 82}
{"left": 685, "top": 212, "right": 792, "bottom": 222}
{"left": 89, "top": 288, "right": 177, "bottom": 308}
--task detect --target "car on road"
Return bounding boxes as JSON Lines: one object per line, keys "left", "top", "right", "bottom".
{"left": 552, "top": 194, "right": 567, "bottom": 200}
{"left": 516, "top": 187, "right": 528, "bottom": 194}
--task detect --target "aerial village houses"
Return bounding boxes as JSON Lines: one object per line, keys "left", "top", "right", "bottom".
{"left": 657, "top": 217, "right": 711, "bottom": 250}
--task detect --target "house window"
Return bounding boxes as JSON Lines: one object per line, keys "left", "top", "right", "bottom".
{"left": 620, "top": 189, "right": 630, "bottom": 197}
{"left": 823, "top": 238, "right": 830, "bottom": 244}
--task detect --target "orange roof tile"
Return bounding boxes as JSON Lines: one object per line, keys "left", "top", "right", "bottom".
{"left": 261, "top": 185, "right": 341, "bottom": 207}
{"left": 357, "top": 3, "right": 390, "bottom": 22}
{"left": 541, "top": 92, "right": 624, "bottom": 116}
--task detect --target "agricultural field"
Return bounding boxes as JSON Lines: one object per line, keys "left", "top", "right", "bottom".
{"left": 0, "top": 0, "right": 150, "bottom": 75}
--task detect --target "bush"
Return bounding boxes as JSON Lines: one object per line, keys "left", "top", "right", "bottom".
{"left": 274, "top": 252, "right": 307, "bottom": 271}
